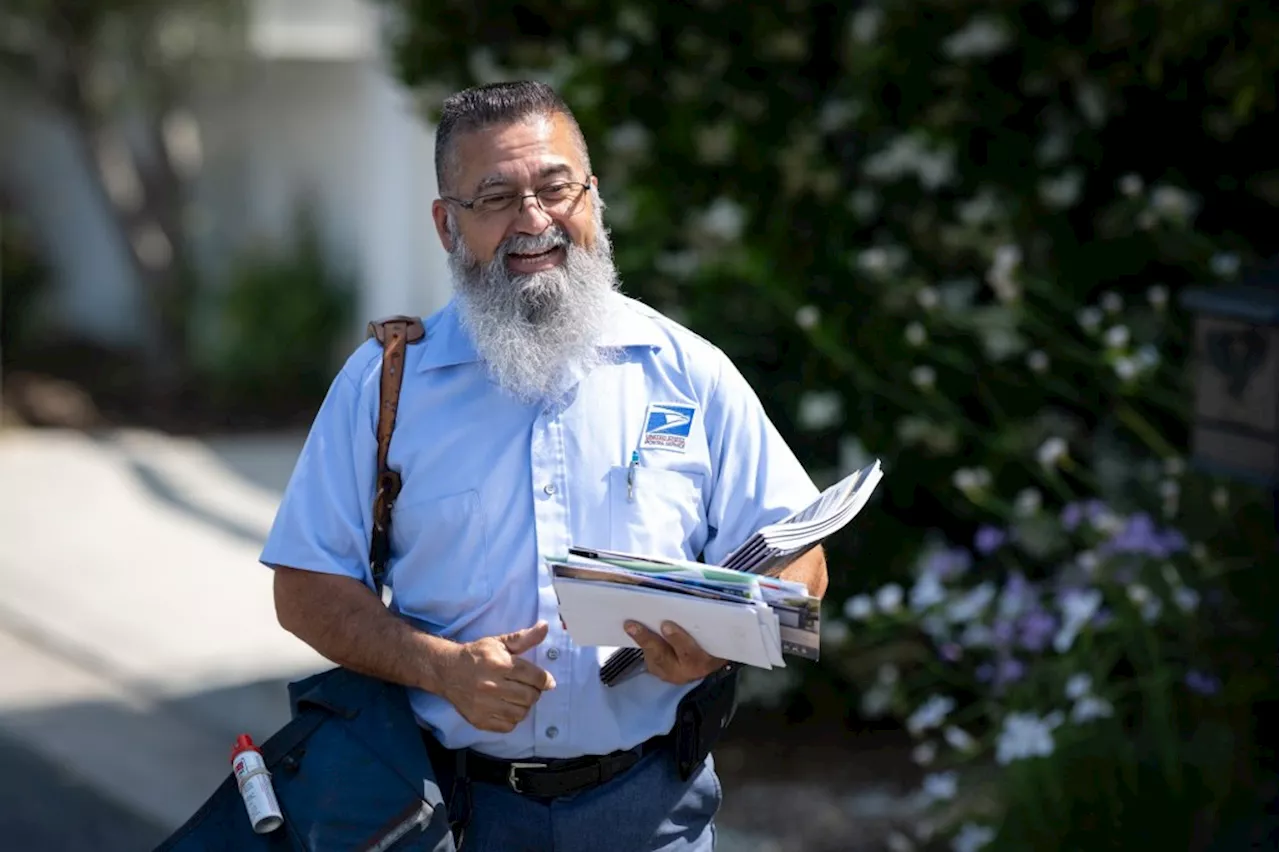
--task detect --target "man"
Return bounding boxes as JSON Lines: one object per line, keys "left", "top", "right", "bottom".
{"left": 262, "top": 80, "right": 826, "bottom": 851}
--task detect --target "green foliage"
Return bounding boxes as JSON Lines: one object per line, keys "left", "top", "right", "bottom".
{"left": 202, "top": 206, "right": 356, "bottom": 410}
{"left": 375, "top": 2, "right": 1277, "bottom": 846}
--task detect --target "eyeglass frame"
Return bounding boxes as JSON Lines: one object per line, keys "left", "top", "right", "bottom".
{"left": 440, "top": 174, "right": 596, "bottom": 217}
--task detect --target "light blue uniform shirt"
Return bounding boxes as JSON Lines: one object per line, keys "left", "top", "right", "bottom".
{"left": 260, "top": 294, "right": 818, "bottom": 760}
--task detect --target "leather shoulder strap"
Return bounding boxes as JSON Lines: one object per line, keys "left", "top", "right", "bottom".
{"left": 366, "top": 314, "right": 426, "bottom": 594}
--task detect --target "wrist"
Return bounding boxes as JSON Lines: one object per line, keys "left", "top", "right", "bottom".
{"left": 413, "top": 632, "right": 460, "bottom": 696}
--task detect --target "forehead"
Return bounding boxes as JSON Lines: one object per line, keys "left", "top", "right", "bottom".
{"left": 451, "top": 113, "right": 585, "bottom": 192}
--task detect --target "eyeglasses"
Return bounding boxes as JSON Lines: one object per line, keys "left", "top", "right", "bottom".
{"left": 443, "top": 177, "right": 594, "bottom": 218}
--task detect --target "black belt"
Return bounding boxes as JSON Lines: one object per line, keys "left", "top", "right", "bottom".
{"left": 422, "top": 729, "right": 673, "bottom": 800}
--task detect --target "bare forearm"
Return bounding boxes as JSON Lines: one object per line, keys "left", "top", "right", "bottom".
{"left": 778, "top": 546, "right": 828, "bottom": 599}
{"left": 273, "top": 566, "right": 454, "bottom": 694}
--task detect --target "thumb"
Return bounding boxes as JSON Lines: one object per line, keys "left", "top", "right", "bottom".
{"left": 501, "top": 620, "right": 549, "bottom": 655}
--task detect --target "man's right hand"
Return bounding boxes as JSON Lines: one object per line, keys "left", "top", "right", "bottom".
{"left": 437, "top": 620, "right": 557, "bottom": 733}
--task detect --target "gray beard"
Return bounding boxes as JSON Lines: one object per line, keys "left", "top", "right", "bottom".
{"left": 447, "top": 198, "right": 621, "bottom": 403}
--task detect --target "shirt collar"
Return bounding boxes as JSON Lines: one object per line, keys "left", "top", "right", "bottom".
{"left": 417, "top": 295, "right": 665, "bottom": 373}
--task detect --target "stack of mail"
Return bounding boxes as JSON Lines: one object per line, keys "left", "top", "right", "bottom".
{"left": 546, "top": 549, "right": 820, "bottom": 671}
{"left": 545, "top": 460, "right": 885, "bottom": 684}
{"left": 719, "top": 459, "right": 885, "bottom": 576}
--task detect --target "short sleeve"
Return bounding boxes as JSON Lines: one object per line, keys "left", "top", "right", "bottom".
{"left": 259, "top": 367, "right": 379, "bottom": 589}
{"left": 700, "top": 350, "right": 820, "bottom": 567}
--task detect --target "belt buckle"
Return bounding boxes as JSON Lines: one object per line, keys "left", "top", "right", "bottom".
{"left": 507, "top": 761, "right": 547, "bottom": 794}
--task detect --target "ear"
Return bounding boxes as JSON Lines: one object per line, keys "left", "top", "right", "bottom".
{"left": 432, "top": 199, "right": 453, "bottom": 252}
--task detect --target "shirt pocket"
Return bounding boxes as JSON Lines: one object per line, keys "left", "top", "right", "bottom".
{"left": 389, "top": 489, "right": 489, "bottom": 629}
{"left": 607, "top": 466, "right": 706, "bottom": 560}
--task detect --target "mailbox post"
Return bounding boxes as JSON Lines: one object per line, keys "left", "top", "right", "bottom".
{"left": 1179, "top": 264, "right": 1278, "bottom": 491}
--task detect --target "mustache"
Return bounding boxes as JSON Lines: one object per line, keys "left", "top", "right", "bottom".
{"left": 496, "top": 227, "right": 571, "bottom": 263}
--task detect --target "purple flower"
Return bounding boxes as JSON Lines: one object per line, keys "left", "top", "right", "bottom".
{"left": 1185, "top": 670, "right": 1221, "bottom": 696}
{"left": 974, "top": 525, "right": 1008, "bottom": 555}
{"left": 1061, "top": 499, "right": 1107, "bottom": 532}
{"left": 992, "top": 618, "right": 1017, "bottom": 647}
{"left": 1102, "top": 513, "right": 1190, "bottom": 558}
{"left": 1017, "top": 609, "right": 1057, "bottom": 653}
{"left": 995, "top": 656, "right": 1026, "bottom": 686}
{"left": 976, "top": 662, "right": 995, "bottom": 683}
{"left": 939, "top": 642, "right": 963, "bottom": 662}
{"left": 923, "top": 546, "right": 973, "bottom": 581}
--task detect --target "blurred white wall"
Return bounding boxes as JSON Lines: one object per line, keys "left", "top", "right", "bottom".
{"left": 0, "top": 0, "right": 451, "bottom": 351}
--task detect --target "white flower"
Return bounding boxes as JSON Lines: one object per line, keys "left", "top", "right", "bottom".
{"left": 1212, "top": 486, "right": 1230, "bottom": 511}
{"left": 861, "top": 683, "right": 894, "bottom": 717}
{"left": 953, "top": 823, "right": 997, "bottom": 852}
{"left": 1071, "top": 695, "right": 1114, "bottom": 723}
{"left": 849, "top": 6, "right": 883, "bottom": 44}
{"left": 1104, "top": 325, "right": 1131, "bottom": 348}
{"left": 1211, "top": 252, "right": 1241, "bottom": 279}
{"left": 878, "top": 663, "right": 900, "bottom": 686}
{"left": 922, "top": 771, "right": 959, "bottom": 802}
{"left": 1147, "top": 285, "right": 1169, "bottom": 309}
{"left": 1037, "top": 437, "right": 1069, "bottom": 468}
{"left": 947, "top": 582, "right": 997, "bottom": 624}
{"left": 1174, "top": 587, "right": 1201, "bottom": 613}
{"left": 1014, "top": 487, "right": 1043, "bottom": 516}
{"left": 699, "top": 197, "right": 745, "bottom": 241}
{"left": 959, "top": 622, "right": 994, "bottom": 649}
{"left": 910, "top": 365, "right": 937, "bottom": 390}
{"left": 952, "top": 467, "right": 992, "bottom": 494}
{"left": 858, "top": 245, "right": 907, "bottom": 275}
{"left": 1065, "top": 673, "right": 1093, "bottom": 700}
{"left": 995, "top": 712, "right": 1059, "bottom": 764}
{"left": 1077, "top": 306, "right": 1104, "bottom": 332}
{"left": 986, "top": 244, "right": 1022, "bottom": 302}
{"left": 912, "top": 741, "right": 937, "bottom": 766}
{"left": 916, "top": 286, "right": 941, "bottom": 310}
{"left": 910, "top": 571, "right": 947, "bottom": 611}
{"left": 1054, "top": 588, "right": 1102, "bottom": 652}
{"left": 1039, "top": 170, "right": 1083, "bottom": 209}
{"left": 821, "top": 619, "right": 850, "bottom": 646}
{"left": 876, "top": 583, "right": 904, "bottom": 613}
{"left": 1164, "top": 456, "right": 1186, "bottom": 477}
{"left": 1135, "top": 344, "right": 1160, "bottom": 370}
{"left": 795, "top": 305, "right": 820, "bottom": 329}
{"left": 1100, "top": 291, "right": 1124, "bottom": 314}
{"left": 797, "top": 391, "right": 843, "bottom": 431}
{"left": 887, "top": 832, "right": 915, "bottom": 852}
{"left": 1119, "top": 173, "right": 1144, "bottom": 198}
{"left": 942, "top": 14, "right": 1012, "bottom": 59}
{"left": 1127, "top": 584, "right": 1152, "bottom": 606}
{"left": 944, "top": 725, "right": 977, "bottom": 752}
{"left": 1113, "top": 357, "right": 1138, "bottom": 381}
{"left": 1026, "top": 349, "right": 1050, "bottom": 373}
{"left": 905, "top": 322, "right": 928, "bottom": 347}
{"left": 606, "top": 121, "right": 650, "bottom": 156}
{"left": 843, "top": 594, "right": 874, "bottom": 620}
{"left": 907, "top": 695, "right": 957, "bottom": 736}
{"left": 1149, "top": 184, "right": 1197, "bottom": 222}
{"left": 1076, "top": 550, "right": 1100, "bottom": 575}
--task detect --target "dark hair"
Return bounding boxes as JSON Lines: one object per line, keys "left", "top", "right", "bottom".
{"left": 434, "top": 81, "right": 592, "bottom": 193}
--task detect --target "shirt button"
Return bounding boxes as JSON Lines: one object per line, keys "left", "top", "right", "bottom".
{"left": 543, "top": 483, "right": 557, "bottom": 496}
{"left": 545, "top": 726, "right": 559, "bottom": 739}
{"left": 546, "top": 648, "right": 560, "bottom": 661}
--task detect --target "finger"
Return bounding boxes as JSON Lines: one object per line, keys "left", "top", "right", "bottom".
{"left": 508, "top": 657, "right": 557, "bottom": 691}
{"left": 657, "top": 621, "right": 708, "bottom": 663}
{"left": 497, "top": 680, "right": 543, "bottom": 710}
{"left": 625, "top": 621, "right": 676, "bottom": 670}
{"left": 485, "top": 713, "right": 517, "bottom": 733}
{"left": 501, "top": 620, "right": 549, "bottom": 655}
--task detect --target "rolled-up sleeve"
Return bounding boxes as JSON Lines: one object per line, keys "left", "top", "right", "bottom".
{"left": 260, "top": 365, "right": 379, "bottom": 589}
{"left": 700, "top": 350, "right": 819, "bottom": 567}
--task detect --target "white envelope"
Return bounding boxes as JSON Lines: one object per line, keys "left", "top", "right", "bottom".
{"left": 552, "top": 577, "right": 777, "bottom": 669}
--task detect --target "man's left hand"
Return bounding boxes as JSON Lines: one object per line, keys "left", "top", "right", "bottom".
{"left": 625, "top": 620, "right": 726, "bottom": 685}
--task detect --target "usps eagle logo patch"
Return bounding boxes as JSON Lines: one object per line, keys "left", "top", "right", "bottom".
{"left": 640, "top": 402, "right": 697, "bottom": 452}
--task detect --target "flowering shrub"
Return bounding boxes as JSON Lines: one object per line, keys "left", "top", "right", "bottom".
{"left": 380, "top": 1, "right": 1276, "bottom": 846}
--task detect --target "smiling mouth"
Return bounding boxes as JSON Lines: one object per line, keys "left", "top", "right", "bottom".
{"left": 510, "top": 247, "right": 561, "bottom": 260}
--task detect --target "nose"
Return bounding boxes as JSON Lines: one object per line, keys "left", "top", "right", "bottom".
{"left": 512, "top": 194, "right": 554, "bottom": 235}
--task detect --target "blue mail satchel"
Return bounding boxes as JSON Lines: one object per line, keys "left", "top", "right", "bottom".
{"left": 154, "top": 317, "right": 457, "bottom": 852}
